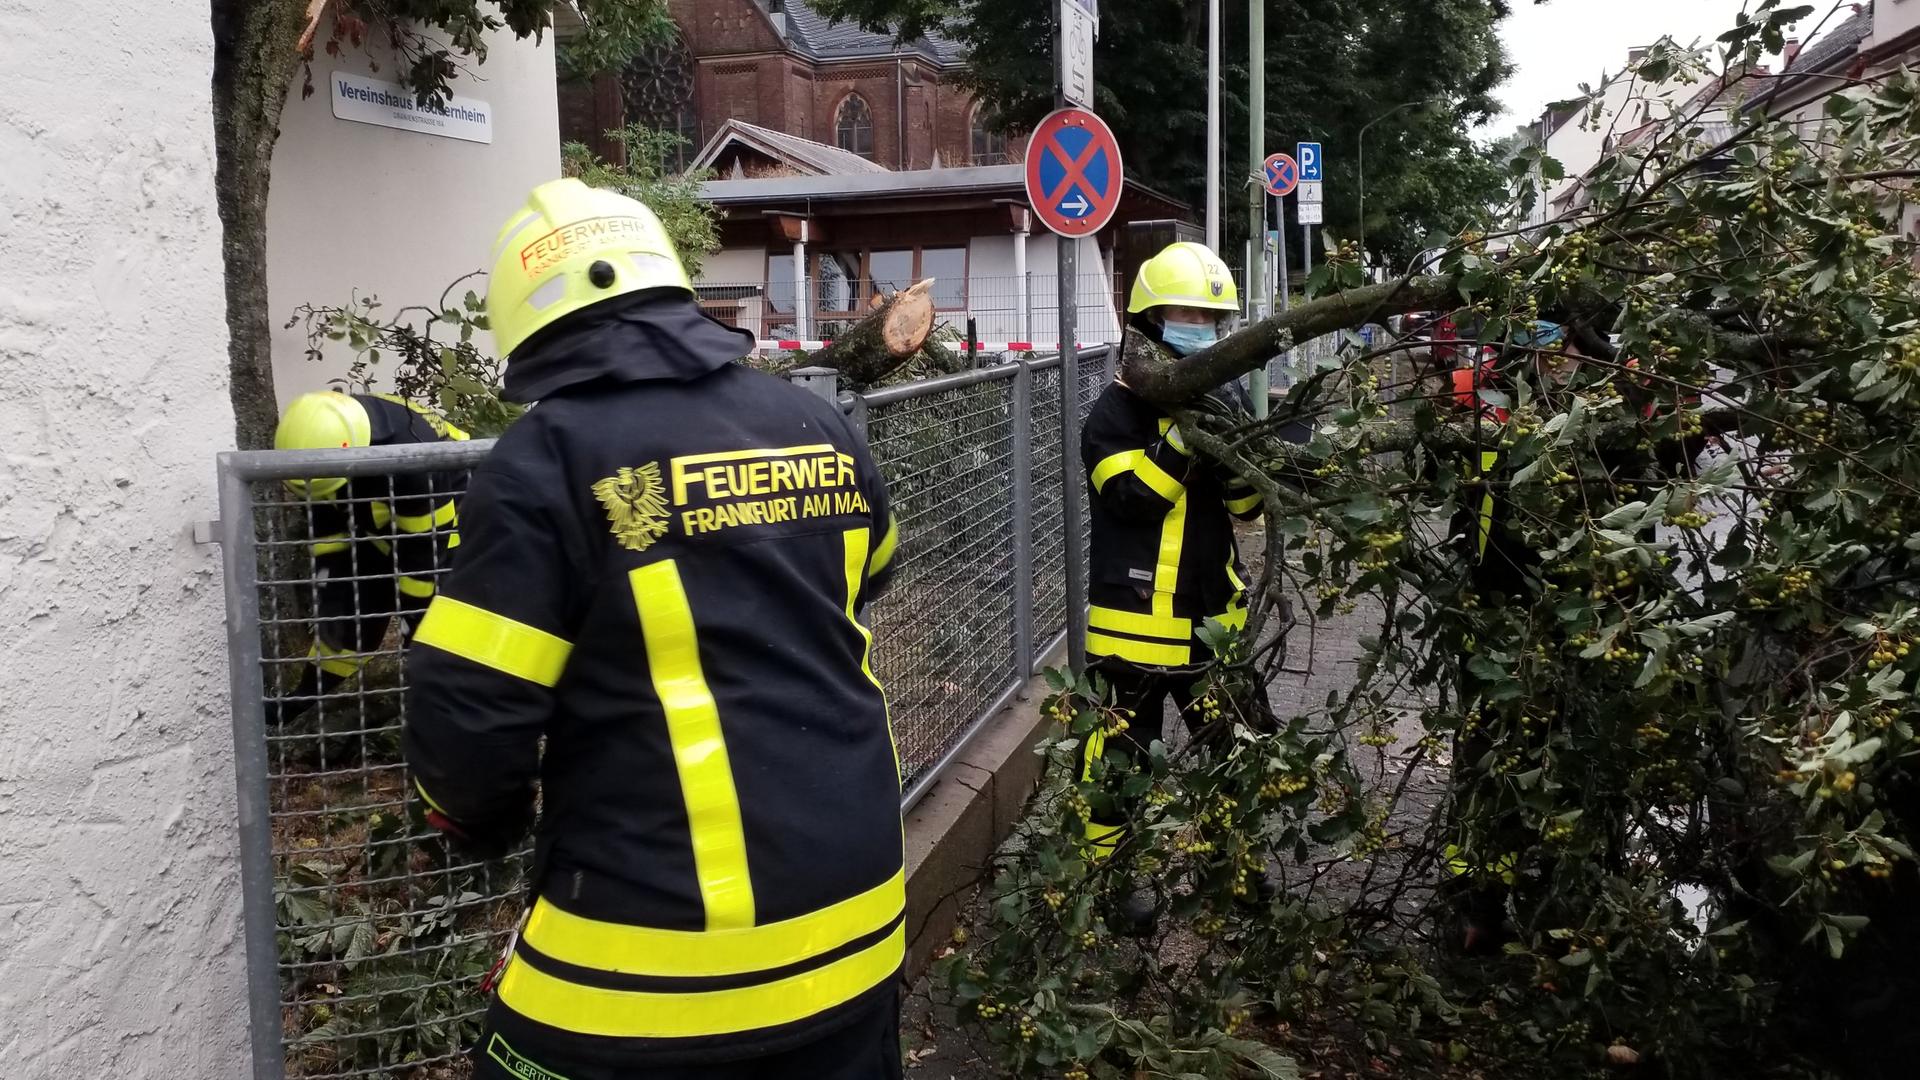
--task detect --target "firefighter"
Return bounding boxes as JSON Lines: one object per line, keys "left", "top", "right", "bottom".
{"left": 269, "top": 391, "right": 466, "bottom": 729}
{"left": 1079, "top": 243, "right": 1265, "bottom": 926}
{"left": 404, "top": 178, "right": 904, "bottom": 1080}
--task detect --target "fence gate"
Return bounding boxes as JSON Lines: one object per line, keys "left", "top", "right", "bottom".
{"left": 215, "top": 347, "right": 1107, "bottom": 1077}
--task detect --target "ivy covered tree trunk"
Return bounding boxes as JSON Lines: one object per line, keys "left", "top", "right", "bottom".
{"left": 211, "top": 0, "right": 309, "bottom": 450}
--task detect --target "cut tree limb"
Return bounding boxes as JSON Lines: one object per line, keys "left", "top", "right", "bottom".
{"left": 1123, "top": 276, "right": 1463, "bottom": 405}
{"left": 816, "top": 277, "right": 938, "bottom": 386}
{"left": 1122, "top": 271, "right": 1802, "bottom": 408}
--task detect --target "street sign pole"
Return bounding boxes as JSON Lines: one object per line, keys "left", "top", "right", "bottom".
{"left": 1295, "top": 142, "right": 1325, "bottom": 294}
{"left": 1056, "top": 3, "right": 1086, "bottom": 672}
{"left": 1246, "top": 0, "right": 1267, "bottom": 418}
{"left": 1205, "top": 0, "right": 1220, "bottom": 251}
{"left": 1275, "top": 194, "right": 1290, "bottom": 391}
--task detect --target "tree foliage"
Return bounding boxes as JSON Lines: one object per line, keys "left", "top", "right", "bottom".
{"left": 814, "top": 0, "right": 1511, "bottom": 267}
{"left": 561, "top": 124, "right": 720, "bottom": 280}
{"left": 293, "top": 123, "right": 719, "bottom": 436}
{"left": 215, "top": 0, "right": 671, "bottom": 447}
{"left": 322, "top": 1, "right": 672, "bottom": 102}
{"left": 943, "top": 4, "right": 1920, "bottom": 1076}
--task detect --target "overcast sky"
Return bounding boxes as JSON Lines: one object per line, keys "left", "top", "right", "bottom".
{"left": 1484, "top": 0, "right": 1832, "bottom": 134}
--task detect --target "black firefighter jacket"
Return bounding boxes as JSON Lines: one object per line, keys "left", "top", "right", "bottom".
{"left": 402, "top": 292, "right": 903, "bottom": 1066}
{"left": 304, "top": 394, "right": 467, "bottom": 673}
{"left": 1082, "top": 379, "right": 1261, "bottom": 669}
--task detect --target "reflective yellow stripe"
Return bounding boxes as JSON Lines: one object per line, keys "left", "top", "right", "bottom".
{"left": 370, "top": 502, "right": 392, "bottom": 528}
{"left": 447, "top": 531, "right": 461, "bottom": 549}
{"left": 524, "top": 869, "right": 905, "bottom": 978}
{"left": 414, "top": 596, "right": 572, "bottom": 686}
{"left": 1476, "top": 451, "right": 1498, "bottom": 561}
{"left": 309, "top": 639, "right": 364, "bottom": 677}
{"left": 397, "top": 575, "right": 437, "bottom": 599}
{"left": 394, "top": 500, "right": 459, "bottom": 534}
{"left": 1091, "top": 450, "right": 1185, "bottom": 503}
{"left": 1443, "top": 843, "right": 1518, "bottom": 884}
{"left": 842, "top": 528, "right": 899, "bottom": 784}
{"left": 1156, "top": 416, "right": 1193, "bottom": 457}
{"left": 311, "top": 534, "right": 349, "bottom": 557}
{"left": 414, "top": 778, "right": 450, "bottom": 817}
{"left": 1225, "top": 557, "right": 1246, "bottom": 594}
{"left": 1081, "top": 727, "right": 1106, "bottom": 782}
{"left": 872, "top": 516, "right": 900, "bottom": 573}
{"left": 371, "top": 537, "right": 393, "bottom": 556}
{"left": 630, "top": 560, "right": 754, "bottom": 931}
{"left": 1085, "top": 819, "right": 1123, "bottom": 859}
{"left": 1088, "top": 605, "right": 1191, "bottom": 641}
{"left": 1081, "top": 723, "right": 1122, "bottom": 859}
{"left": 1152, "top": 494, "right": 1188, "bottom": 618}
{"left": 496, "top": 922, "right": 903, "bottom": 1039}
{"left": 1226, "top": 491, "right": 1262, "bottom": 514}
{"left": 1087, "top": 632, "right": 1191, "bottom": 667}
{"left": 1213, "top": 605, "right": 1248, "bottom": 632}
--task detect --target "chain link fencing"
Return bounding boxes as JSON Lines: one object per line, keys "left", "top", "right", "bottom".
{"left": 215, "top": 347, "right": 1109, "bottom": 1078}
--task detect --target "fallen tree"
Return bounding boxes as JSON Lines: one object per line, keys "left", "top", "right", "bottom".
{"left": 941, "top": 11, "right": 1920, "bottom": 1079}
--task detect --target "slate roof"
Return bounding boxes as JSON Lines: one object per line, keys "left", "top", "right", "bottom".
{"left": 690, "top": 119, "right": 889, "bottom": 176}
{"left": 1785, "top": 4, "right": 1871, "bottom": 74}
{"left": 780, "top": 1, "right": 966, "bottom": 67}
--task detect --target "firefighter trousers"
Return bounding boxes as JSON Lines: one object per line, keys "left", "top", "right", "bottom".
{"left": 472, "top": 988, "right": 904, "bottom": 1080}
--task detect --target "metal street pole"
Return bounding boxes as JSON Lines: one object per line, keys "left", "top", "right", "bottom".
{"left": 1205, "top": 0, "right": 1220, "bottom": 250}
{"left": 1275, "top": 193, "right": 1291, "bottom": 391}
{"left": 1058, "top": 7, "right": 1087, "bottom": 672}
{"left": 1357, "top": 99, "right": 1427, "bottom": 274}
{"left": 1246, "top": 0, "right": 1267, "bottom": 417}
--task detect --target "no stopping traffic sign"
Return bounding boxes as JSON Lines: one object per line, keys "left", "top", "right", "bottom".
{"left": 1025, "top": 108, "right": 1125, "bottom": 237}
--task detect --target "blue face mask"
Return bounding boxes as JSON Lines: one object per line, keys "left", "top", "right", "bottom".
{"left": 1160, "top": 323, "right": 1218, "bottom": 356}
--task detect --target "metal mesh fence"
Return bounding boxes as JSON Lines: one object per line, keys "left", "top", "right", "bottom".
{"left": 864, "top": 374, "right": 1021, "bottom": 792}
{"left": 216, "top": 349, "right": 1107, "bottom": 1076}
{"left": 222, "top": 453, "right": 521, "bottom": 1079}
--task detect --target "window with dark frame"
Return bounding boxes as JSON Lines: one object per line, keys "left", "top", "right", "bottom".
{"left": 969, "top": 107, "right": 1009, "bottom": 166}
{"left": 835, "top": 94, "right": 875, "bottom": 160}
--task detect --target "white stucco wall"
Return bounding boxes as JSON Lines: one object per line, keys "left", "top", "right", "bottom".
{"left": 267, "top": 29, "right": 560, "bottom": 404}
{"left": 1542, "top": 62, "right": 1693, "bottom": 210}
{"left": 701, "top": 246, "right": 769, "bottom": 284}
{"left": 1877, "top": 0, "right": 1920, "bottom": 47}
{"left": 0, "top": 2, "right": 245, "bottom": 1076}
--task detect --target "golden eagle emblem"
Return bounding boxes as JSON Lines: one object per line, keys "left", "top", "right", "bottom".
{"left": 592, "top": 464, "right": 671, "bottom": 552}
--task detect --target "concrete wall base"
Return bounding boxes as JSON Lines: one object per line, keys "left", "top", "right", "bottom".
{"left": 902, "top": 653, "right": 1063, "bottom": 979}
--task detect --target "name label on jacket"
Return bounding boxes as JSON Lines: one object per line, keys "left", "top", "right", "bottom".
{"left": 669, "top": 444, "right": 869, "bottom": 538}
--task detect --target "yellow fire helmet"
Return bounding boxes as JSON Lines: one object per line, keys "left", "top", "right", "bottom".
{"left": 487, "top": 177, "right": 694, "bottom": 360}
{"left": 275, "top": 391, "right": 372, "bottom": 500}
{"left": 1127, "top": 241, "right": 1241, "bottom": 317}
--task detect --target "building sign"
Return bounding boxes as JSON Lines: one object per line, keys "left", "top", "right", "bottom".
{"left": 331, "top": 71, "right": 493, "bottom": 144}
{"left": 1061, "top": 1, "right": 1096, "bottom": 109}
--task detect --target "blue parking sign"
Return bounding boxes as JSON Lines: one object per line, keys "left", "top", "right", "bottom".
{"left": 1297, "top": 142, "right": 1323, "bottom": 183}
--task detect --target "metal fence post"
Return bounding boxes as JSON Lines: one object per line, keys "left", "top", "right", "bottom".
{"left": 217, "top": 455, "right": 288, "bottom": 1080}
{"left": 1010, "top": 359, "right": 1035, "bottom": 680}
{"left": 1060, "top": 266, "right": 1087, "bottom": 673}
{"left": 789, "top": 365, "right": 840, "bottom": 403}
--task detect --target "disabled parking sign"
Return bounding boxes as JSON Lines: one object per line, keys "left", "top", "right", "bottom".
{"left": 1025, "top": 108, "right": 1125, "bottom": 237}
